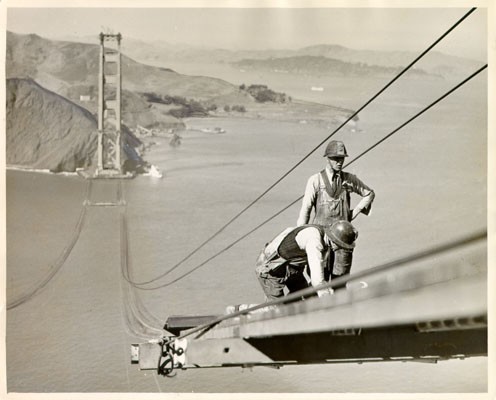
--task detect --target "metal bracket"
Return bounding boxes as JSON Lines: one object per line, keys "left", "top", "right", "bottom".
{"left": 130, "top": 344, "right": 140, "bottom": 364}
{"left": 158, "top": 338, "right": 187, "bottom": 377}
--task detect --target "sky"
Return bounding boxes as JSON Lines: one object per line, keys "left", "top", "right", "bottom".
{"left": 4, "top": 4, "right": 488, "bottom": 62}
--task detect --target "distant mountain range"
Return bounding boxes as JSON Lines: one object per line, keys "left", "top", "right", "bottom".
{"left": 7, "top": 32, "right": 232, "bottom": 171}
{"left": 5, "top": 31, "right": 355, "bottom": 172}
{"left": 276, "top": 44, "right": 481, "bottom": 78}
{"left": 25, "top": 31, "right": 483, "bottom": 82}
{"left": 37, "top": 33, "right": 482, "bottom": 79}
{"left": 231, "top": 55, "right": 435, "bottom": 78}
{"left": 13, "top": 31, "right": 478, "bottom": 172}
{"left": 106, "top": 38, "right": 481, "bottom": 80}
{"left": 6, "top": 32, "right": 247, "bottom": 104}
{"left": 5, "top": 31, "right": 252, "bottom": 152}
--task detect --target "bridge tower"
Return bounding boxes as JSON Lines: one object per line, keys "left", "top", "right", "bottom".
{"left": 96, "top": 33, "right": 123, "bottom": 177}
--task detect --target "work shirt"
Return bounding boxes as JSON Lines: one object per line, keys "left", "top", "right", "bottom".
{"left": 293, "top": 227, "right": 328, "bottom": 287}
{"left": 297, "top": 166, "right": 374, "bottom": 226}
{"left": 255, "top": 225, "right": 352, "bottom": 290}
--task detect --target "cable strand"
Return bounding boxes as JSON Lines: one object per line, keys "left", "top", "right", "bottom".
{"left": 125, "top": 7, "right": 478, "bottom": 287}
{"left": 175, "top": 229, "right": 486, "bottom": 341}
{"left": 128, "top": 63, "right": 487, "bottom": 291}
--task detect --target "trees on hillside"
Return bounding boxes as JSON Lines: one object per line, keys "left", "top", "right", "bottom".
{"left": 142, "top": 92, "right": 215, "bottom": 118}
{"left": 142, "top": 82, "right": 290, "bottom": 120}
{"left": 239, "top": 84, "right": 288, "bottom": 103}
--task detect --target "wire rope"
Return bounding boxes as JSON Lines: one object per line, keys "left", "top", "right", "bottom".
{"left": 126, "top": 7, "right": 478, "bottom": 287}
{"left": 119, "top": 207, "right": 164, "bottom": 337}
{"left": 121, "top": 197, "right": 303, "bottom": 290}
{"left": 127, "top": 63, "right": 487, "bottom": 291}
{"left": 7, "top": 180, "right": 91, "bottom": 310}
{"left": 173, "top": 229, "right": 486, "bottom": 341}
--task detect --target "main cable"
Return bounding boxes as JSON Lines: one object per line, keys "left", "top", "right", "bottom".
{"left": 343, "top": 64, "right": 488, "bottom": 168}
{"left": 7, "top": 180, "right": 91, "bottom": 310}
{"left": 121, "top": 197, "right": 303, "bottom": 290}
{"left": 127, "top": 7, "right": 478, "bottom": 287}
{"left": 126, "top": 63, "right": 487, "bottom": 290}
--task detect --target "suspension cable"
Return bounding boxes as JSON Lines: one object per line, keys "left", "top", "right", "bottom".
{"left": 7, "top": 180, "right": 91, "bottom": 310}
{"left": 171, "top": 229, "right": 486, "bottom": 342}
{"left": 127, "top": 7, "right": 478, "bottom": 287}
{"left": 121, "top": 198, "right": 303, "bottom": 289}
{"left": 344, "top": 64, "right": 488, "bottom": 168}
{"left": 127, "top": 63, "right": 487, "bottom": 291}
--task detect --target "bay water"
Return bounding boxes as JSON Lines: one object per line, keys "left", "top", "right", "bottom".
{"left": 6, "top": 71, "right": 488, "bottom": 392}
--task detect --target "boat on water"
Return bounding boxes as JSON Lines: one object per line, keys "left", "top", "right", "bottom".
{"left": 200, "top": 127, "right": 226, "bottom": 134}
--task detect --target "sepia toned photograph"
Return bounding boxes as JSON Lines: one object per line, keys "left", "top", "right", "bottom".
{"left": 2, "top": 0, "right": 493, "bottom": 396}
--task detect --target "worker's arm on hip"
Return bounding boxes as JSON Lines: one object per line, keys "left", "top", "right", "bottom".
{"left": 346, "top": 174, "right": 375, "bottom": 220}
{"left": 351, "top": 189, "right": 375, "bottom": 220}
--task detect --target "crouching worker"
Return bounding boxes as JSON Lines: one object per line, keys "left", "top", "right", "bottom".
{"left": 255, "top": 220, "right": 358, "bottom": 301}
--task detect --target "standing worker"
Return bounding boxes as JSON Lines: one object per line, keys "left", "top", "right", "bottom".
{"left": 297, "top": 140, "right": 375, "bottom": 227}
{"left": 255, "top": 220, "right": 358, "bottom": 301}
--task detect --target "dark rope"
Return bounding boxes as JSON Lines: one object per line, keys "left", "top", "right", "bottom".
{"left": 127, "top": 63, "right": 487, "bottom": 291}
{"left": 344, "top": 64, "right": 488, "bottom": 168}
{"left": 122, "top": 198, "right": 302, "bottom": 290}
{"left": 174, "top": 229, "right": 486, "bottom": 341}
{"left": 126, "top": 7, "right": 478, "bottom": 287}
{"left": 7, "top": 181, "right": 91, "bottom": 310}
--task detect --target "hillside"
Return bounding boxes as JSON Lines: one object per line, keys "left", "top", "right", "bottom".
{"left": 231, "top": 55, "right": 435, "bottom": 78}
{"left": 6, "top": 31, "right": 241, "bottom": 99}
{"left": 117, "top": 40, "right": 481, "bottom": 80}
{"left": 6, "top": 78, "right": 144, "bottom": 173}
{"left": 298, "top": 44, "right": 482, "bottom": 78}
{"left": 6, "top": 31, "right": 252, "bottom": 128}
{"left": 5, "top": 32, "right": 361, "bottom": 172}
{"left": 6, "top": 31, "right": 359, "bottom": 128}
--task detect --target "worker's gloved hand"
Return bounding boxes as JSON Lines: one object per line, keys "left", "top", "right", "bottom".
{"left": 317, "top": 288, "right": 333, "bottom": 297}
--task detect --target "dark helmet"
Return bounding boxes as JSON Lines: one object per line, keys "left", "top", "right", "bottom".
{"left": 325, "top": 220, "right": 358, "bottom": 249}
{"left": 324, "top": 140, "right": 348, "bottom": 158}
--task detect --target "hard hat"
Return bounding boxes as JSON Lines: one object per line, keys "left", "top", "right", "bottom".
{"left": 325, "top": 220, "right": 358, "bottom": 249}
{"left": 324, "top": 140, "right": 348, "bottom": 157}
